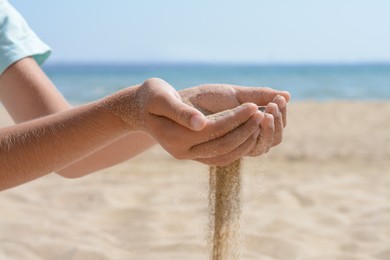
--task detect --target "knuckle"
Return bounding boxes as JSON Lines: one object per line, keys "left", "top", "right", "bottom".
{"left": 143, "top": 77, "right": 163, "bottom": 87}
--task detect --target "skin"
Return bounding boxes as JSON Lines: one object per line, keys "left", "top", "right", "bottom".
{"left": 0, "top": 57, "right": 290, "bottom": 191}
{"left": 180, "top": 84, "right": 289, "bottom": 165}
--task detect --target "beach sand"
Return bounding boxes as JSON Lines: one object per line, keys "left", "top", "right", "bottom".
{"left": 0, "top": 101, "right": 389, "bottom": 260}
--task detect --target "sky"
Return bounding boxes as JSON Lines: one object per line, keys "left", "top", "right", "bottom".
{"left": 10, "top": 0, "right": 390, "bottom": 64}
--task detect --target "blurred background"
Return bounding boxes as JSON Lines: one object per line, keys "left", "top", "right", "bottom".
{"left": 11, "top": 0, "right": 390, "bottom": 103}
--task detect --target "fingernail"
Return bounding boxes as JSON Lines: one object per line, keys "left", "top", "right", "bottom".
{"left": 190, "top": 114, "right": 206, "bottom": 131}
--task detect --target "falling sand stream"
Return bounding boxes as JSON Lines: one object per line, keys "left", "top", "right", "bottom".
{"left": 206, "top": 106, "right": 265, "bottom": 260}
{"left": 209, "top": 159, "right": 242, "bottom": 260}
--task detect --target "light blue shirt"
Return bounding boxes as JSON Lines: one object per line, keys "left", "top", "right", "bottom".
{"left": 0, "top": 0, "right": 51, "bottom": 75}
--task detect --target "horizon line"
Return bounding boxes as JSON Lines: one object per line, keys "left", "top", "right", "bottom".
{"left": 43, "top": 60, "right": 390, "bottom": 67}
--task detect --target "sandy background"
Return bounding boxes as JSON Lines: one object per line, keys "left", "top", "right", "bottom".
{"left": 0, "top": 101, "right": 389, "bottom": 260}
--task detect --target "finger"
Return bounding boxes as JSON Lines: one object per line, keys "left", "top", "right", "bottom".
{"left": 189, "top": 111, "right": 263, "bottom": 158}
{"left": 147, "top": 102, "right": 259, "bottom": 158}
{"left": 150, "top": 92, "right": 207, "bottom": 131}
{"left": 272, "top": 95, "right": 287, "bottom": 127}
{"left": 234, "top": 86, "right": 291, "bottom": 105}
{"left": 195, "top": 128, "right": 260, "bottom": 166}
{"left": 248, "top": 112, "right": 274, "bottom": 156}
{"left": 266, "top": 102, "right": 283, "bottom": 147}
{"left": 201, "top": 102, "right": 258, "bottom": 142}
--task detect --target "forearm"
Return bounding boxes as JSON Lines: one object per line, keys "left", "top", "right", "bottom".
{"left": 56, "top": 132, "right": 156, "bottom": 178}
{"left": 0, "top": 100, "right": 127, "bottom": 190}
{"left": 53, "top": 88, "right": 157, "bottom": 177}
{"left": 0, "top": 58, "right": 156, "bottom": 178}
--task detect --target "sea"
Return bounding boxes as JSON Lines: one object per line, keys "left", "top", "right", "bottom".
{"left": 42, "top": 63, "right": 390, "bottom": 104}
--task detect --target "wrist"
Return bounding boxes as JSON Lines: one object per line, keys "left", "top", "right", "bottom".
{"left": 98, "top": 84, "right": 143, "bottom": 132}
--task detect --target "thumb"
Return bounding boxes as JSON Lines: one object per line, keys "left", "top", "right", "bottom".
{"left": 151, "top": 92, "right": 207, "bottom": 131}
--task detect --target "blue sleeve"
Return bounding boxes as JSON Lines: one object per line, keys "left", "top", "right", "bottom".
{"left": 0, "top": 0, "right": 51, "bottom": 75}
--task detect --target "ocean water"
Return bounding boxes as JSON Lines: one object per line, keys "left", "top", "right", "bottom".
{"left": 42, "top": 63, "right": 390, "bottom": 104}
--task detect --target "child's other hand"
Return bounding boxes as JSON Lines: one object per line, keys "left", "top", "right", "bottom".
{"left": 180, "top": 84, "right": 290, "bottom": 161}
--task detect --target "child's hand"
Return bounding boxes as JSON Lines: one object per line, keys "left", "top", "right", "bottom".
{"left": 180, "top": 84, "right": 290, "bottom": 162}
{"left": 247, "top": 94, "right": 288, "bottom": 156}
{"left": 102, "top": 78, "right": 263, "bottom": 165}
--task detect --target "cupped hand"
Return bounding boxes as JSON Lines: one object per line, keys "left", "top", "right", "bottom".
{"left": 102, "top": 78, "right": 264, "bottom": 165}
{"left": 179, "top": 84, "right": 290, "bottom": 161}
